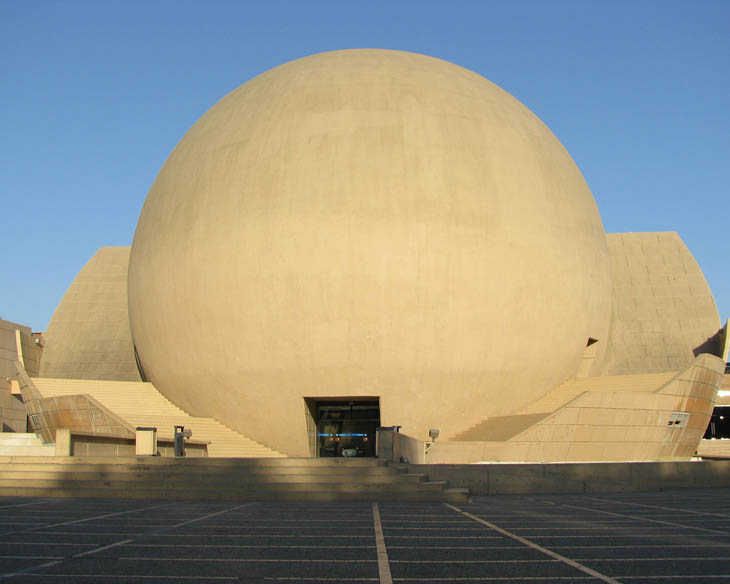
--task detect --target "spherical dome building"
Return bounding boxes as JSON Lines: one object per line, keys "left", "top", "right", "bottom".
{"left": 128, "top": 49, "right": 612, "bottom": 457}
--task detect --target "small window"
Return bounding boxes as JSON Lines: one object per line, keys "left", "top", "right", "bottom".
{"left": 667, "top": 412, "right": 690, "bottom": 427}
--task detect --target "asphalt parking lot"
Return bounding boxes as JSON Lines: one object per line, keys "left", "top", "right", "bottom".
{"left": 1, "top": 488, "right": 729, "bottom": 583}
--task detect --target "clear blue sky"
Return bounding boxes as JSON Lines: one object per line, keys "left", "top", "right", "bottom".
{"left": 2, "top": 0, "right": 728, "bottom": 331}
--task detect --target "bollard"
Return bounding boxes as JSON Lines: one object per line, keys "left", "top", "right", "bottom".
{"left": 174, "top": 425, "right": 192, "bottom": 457}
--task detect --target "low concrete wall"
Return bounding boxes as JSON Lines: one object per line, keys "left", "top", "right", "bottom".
{"left": 68, "top": 434, "right": 208, "bottom": 457}
{"left": 0, "top": 391, "right": 26, "bottom": 432}
{"left": 407, "top": 460, "right": 730, "bottom": 496}
{"left": 394, "top": 432, "right": 426, "bottom": 464}
{"left": 55, "top": 429, "right": 208, "bottom": 458}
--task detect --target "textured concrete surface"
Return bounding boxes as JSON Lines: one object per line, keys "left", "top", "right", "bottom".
{"left": 0, "top": 319, "right": 38, "bottom": 432}
{"left": 39, "top": 247, "right": 141, "bottom": 382}
{"left": 425, "top": 353, "right": 724, "bottom": 463}
{"left": 128, "top": 48, "right": 612, "bottom": 455}
{"left": 603, "top": 232, "right": 722, "bottom": 375}
{"left": 1, "top": 488, "right": 728, "bottom": 583}
{"left": 34, "top": 50, "right": 724, "bottom": 464}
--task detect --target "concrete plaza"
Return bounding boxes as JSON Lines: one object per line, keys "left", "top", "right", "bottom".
{"left": 1, "top": 488, "right": 729, "bottom": 583}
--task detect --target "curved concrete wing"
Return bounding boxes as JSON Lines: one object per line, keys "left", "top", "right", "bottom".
{"left": 39, "top": 247, "right": 141, "bottom": 382}
{"left": 602, "top": 232, "right": 722, "bottom": 375}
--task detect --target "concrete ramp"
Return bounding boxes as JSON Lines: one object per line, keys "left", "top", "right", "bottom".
{"left": 518, "top": 371, "right": 678, "bottom": 415}
{"left": 31, "top": 378, "right": 285, "bottom": 458}
{"left": 453, "top": 372, "right": 677, "bottom": 442}
{"left": 452, "top": 413, "right": 549, "bottom": 442}
{"left": 430, "top": 354, "right": 723, "bottom": 463}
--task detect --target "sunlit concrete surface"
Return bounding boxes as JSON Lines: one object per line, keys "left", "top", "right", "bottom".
{"left": 127, "top": 48, "right": 614, "bottom": 454}
{"left": 16, "top": 49, "right": 725, "bottom": 464}
{"left": 1, "top": 488, "right": 729, "bottom": 583}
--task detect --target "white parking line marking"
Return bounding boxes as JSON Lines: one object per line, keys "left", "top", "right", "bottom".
{"left": 575, "top": 557, "right": 730, "bottom": 562}
{"left": 127, "top": 543, "right": 376, "bottom": 548}
{"left": 0, "top": 559, "right": 62, "bottom": 580}
{"left": 0, "top": 542, "right": 95, "bottom": 547}
{"left": 389, "top": 579, "right": 600, "bottom": 582}
{"left": 552, "top": 543, "right": 730, "bottom": 549}
{"left": 446, "top": 504, "right": 621, "bottom": 584}
{"left": 577, "top": 496, "right": 730, "bottom": 519}
{"left": 17, "top": 575, "right": 239, "bottom": 580}
{"left": 372, "top": 503, "right": 393, "bottom": 584}
{"left": 555, "top": 502, "right": 730, "bottom": 536}
{"left": 73, "top": 539, "right": 135, "bottom": 557}
{"left": 615, "top": 577, "right": 730, "bottom": 581}
{"left": 74, "top": 502, "right": 255, "bottom": 558}
{"left": 119, "top": 557, "right": 377, "bottom": 562}
{"left": 0, "top": 556, "right": 63, "bottom": 560}
{"left": 0, "top": 501, "right": 48, "bottom": 509}
{"left": 526, "top": 534, "right": 724, "bottom": 539}
{"left": 34, "top": 502, "right": 177, "bottom": 530}
{"left": 489, "top": 526, "right": 680, "bottom": 531}
{"left": 389, "top": 560, "right": 558, "bottom": 564}
{"left": 386, "top": 535, "right": 504, "bottom": 539}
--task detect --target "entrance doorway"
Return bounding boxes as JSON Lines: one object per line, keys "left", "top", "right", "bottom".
{"left": 305, "top": 399, "right": 380, "bottom": 458}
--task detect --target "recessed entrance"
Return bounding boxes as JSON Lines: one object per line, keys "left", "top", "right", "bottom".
{"left": 304, "top": 398, "right": 380, "bottom": 458}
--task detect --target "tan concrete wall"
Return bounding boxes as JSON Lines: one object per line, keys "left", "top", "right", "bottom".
{"left": 67, "top": 433, "right": 208, "bottom": 457}
{"left": 0, "top": 319, "right": 39, "bottom": 432}
{"left": 0, "top": 391, "right": 26, "bottom": 433}
{"left": 1, "top": 318, "right": 40, "bottom": 385}
{"left": 603, "top": 232, "right": 721, "bottom": 374}
{"left": 40, "top": 247, "right": 141, "bottom": 382}
{"left": 393, "top": 432, "right": 426, "bottom": 464}
{"left": 128, "top": 49, "right": 612, "bottom": 456}
{"left": 406, "top": 460, "right": 730, "bottom": 496}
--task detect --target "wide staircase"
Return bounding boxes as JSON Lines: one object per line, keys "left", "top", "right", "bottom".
{"left": 454, "top": 371, "right": 677, "bottom": 442}
{"left": 0, "top": 456, "right": 469, "bottom": 502}
{"left": 31, "top": 378, "right": 284, "bottom": 458}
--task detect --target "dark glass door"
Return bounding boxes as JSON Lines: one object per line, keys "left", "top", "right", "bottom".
{"left": 316, "top": 400, "right": 380, "bottom": 457}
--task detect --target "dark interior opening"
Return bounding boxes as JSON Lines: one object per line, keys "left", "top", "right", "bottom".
{"left": 311, "top": 399, "right": 380, "bottom": 458}
{"left": 704, "top": 406, "right": 730, "bottom": 439}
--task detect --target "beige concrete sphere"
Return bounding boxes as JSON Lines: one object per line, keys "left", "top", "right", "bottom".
{"left": 128, "top": 49, "right": 612, "bottom": 456}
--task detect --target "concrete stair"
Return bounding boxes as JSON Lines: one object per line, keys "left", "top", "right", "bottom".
{"left": 32, "top": 378, "right": 284, "bottom": 458}
{"left": 0, "top": 433, "right": 55, "bottom": 456}
{"left": 0, "top": 456, "right": 470, "bottom": 502}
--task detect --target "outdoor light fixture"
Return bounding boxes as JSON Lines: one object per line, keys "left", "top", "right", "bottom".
{"left": 429, "top": 429, "right": 440, "bottom": 441}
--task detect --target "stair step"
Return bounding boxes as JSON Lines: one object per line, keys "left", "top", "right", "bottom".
{"left": 0, "top": 457, "right": 469, "bottom": 502}
{"left": 0, "top": 485, "right": 462, "bottom": 502}
{"left": 0, "top": 469, "right": 401, "bottom": 481}
{"left": 442, "top": 488, "right": 471, "bottom": 503}
{"left": 420, "top": 480, "right": 449, "bottom": 491}
{"left": 32, "top": 378, "right": 285, "bottom": 458}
